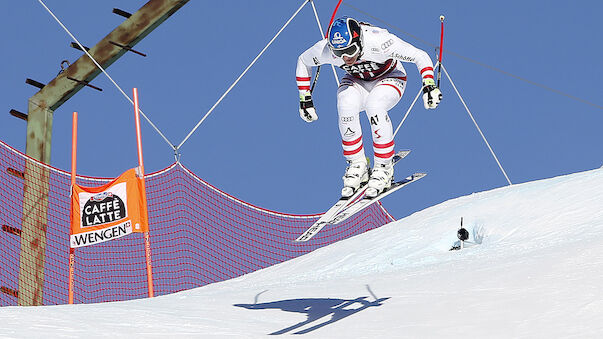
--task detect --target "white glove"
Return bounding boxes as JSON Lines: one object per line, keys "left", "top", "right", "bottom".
{"left": 422, "top": 78, "right": 442, "bottom": 109}
{"left": 299, "top": 91, "right": 318, "bottom": 122}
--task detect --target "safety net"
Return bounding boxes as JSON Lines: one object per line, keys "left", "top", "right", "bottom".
{"left": 0, "top": 139, "right": 394, "bottom": 306}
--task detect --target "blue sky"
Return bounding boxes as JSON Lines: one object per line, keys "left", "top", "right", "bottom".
{"left": 1, "top": 1, "right": 601, "bottom": 220}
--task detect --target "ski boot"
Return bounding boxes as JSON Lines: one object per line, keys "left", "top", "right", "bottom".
{"left": 365, "top": 162, "right": 394, "bottom": 198}
{"left": 341, "top": 158, "right": 369, "bottom": 198}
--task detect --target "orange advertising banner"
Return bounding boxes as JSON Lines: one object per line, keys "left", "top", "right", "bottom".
{"left": 70, "top": 168, "right": 149, "bottom": 248}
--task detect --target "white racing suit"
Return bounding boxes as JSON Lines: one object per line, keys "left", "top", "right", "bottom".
{"left": 296, "top": 24, "right": 435, "bottom": 166}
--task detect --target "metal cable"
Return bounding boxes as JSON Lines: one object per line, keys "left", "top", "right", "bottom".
{"left": 393, "top": 87, "right": 422, "bottom": 138}
{"left": 177, "top": 0, "right": 310, "bottom": 149}
{"left": 442, "top": 64, "right": 513, "bottom": 186}
{"left": 37, "top": 0, "right": 178, "bottom": 151}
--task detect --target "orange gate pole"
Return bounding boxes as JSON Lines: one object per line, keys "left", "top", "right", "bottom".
{"left": 68, "top": 111, "right": 78, "bottom": 304}
{"left": 132, "top": 88, "right": 154, "bottom": 298}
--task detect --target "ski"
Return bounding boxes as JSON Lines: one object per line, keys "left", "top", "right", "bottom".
{"left": 328, "top": 172, "right": 427, "bottom": 225}
{"left": 295, "top": 150, "right": 410, "bottom": 242}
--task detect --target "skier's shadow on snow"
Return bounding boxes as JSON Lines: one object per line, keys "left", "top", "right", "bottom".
{"left": 234, "top": 295, "right": 389, "bottom": 335}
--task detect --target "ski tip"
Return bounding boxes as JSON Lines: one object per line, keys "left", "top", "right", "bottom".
{"left": 394, "top": 149, "right": 411, "bottom": 159}
{"left": 403, "top": 172, "right": 427, "bottom": 181}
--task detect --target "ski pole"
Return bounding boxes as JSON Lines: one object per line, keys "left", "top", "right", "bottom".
{"left": 437, "top": 15, "right": 445, "bottom": 88}
{"left": 393, "top": 87, "right": 422, "bottom": 138}
{"left": 310, "top": 66, "right": 321, "bottom": 94}
{"left": 308, "top": 0, "right": 343, "bottom": 94}
{"left": 394, "top": 16, "right": 444, "bottom": 138}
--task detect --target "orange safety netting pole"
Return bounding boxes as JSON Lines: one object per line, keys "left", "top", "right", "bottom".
{"left": 68, "top": 111, "right": 77, "bottom": 304}
{"left": 132, "top": 88, "right": 154, "bottom": 298}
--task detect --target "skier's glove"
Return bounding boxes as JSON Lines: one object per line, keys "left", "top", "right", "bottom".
{"left": 422, "top": 78, "right": 442, "bottom": 109}
{"left": 299, "top": 91, "right": 318, "bottom": 122}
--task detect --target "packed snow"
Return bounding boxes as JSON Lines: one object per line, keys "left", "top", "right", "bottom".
{"left": 2, "top": 167, "right": 603, "bottom": 338}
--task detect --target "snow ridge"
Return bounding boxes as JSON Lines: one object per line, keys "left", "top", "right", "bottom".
{"left": 2, "top": 168, "right": 603, "bottom": 338}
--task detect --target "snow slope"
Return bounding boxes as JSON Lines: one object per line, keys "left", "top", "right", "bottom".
{"left": 2, "top": 167, "right": 603, "bottom": 338}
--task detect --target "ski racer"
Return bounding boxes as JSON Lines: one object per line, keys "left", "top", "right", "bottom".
{"left": 296, "top": 17, "right": 442, "bottom": 198}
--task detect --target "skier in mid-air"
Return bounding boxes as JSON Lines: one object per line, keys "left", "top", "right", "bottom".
{"left": 296, "top": 17, "right": 442, "bottom": 198}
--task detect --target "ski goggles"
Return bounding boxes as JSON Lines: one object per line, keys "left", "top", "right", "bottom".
{"left": 331, "top": 42, "right": 360, "bottom": 58}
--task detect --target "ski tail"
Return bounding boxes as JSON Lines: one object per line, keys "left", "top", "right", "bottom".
{"left": 295, "top": 150, "right": 411, "bottom": 242}
{"left": 328, "top": 172, "right": 426, "bottom": 226}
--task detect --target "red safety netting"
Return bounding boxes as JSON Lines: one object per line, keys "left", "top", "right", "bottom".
{"left": 0, "top": 139, "right": 394, "bottom": 306}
